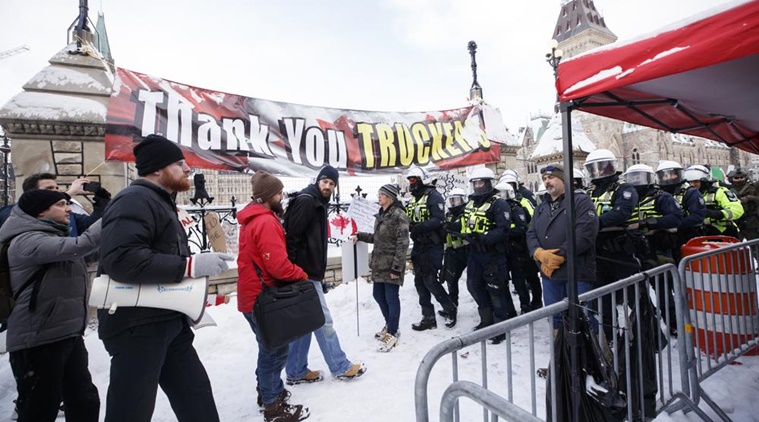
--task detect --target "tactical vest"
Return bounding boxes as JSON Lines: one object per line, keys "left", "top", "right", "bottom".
{"left": 445, "top": 212, "right": 467, "bottom": 248}
{"left": 520, "top": 197, "right": 534, "bottom": 218}
{"left": 461, "top": 196, "right": 497, "bottom": 234}
{"left": 627, "top": 190, "right": 663, "bottom": 224}
{"left": 406, "top": 193, "right": 430, "bottom": 224}
{"left": 590, "top": 182, "right": 619, "bottom": 216}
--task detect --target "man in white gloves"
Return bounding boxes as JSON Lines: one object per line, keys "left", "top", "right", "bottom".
{"left": 97, "top": 134, "right": 232, "bottom": 422}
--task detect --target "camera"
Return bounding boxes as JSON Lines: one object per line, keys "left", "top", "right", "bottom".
{"left": 83, "top": 181, "right": 101, "bottom": 193}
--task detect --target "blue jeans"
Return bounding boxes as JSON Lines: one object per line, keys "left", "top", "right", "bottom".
{"left": 242, "top": 312, "right": 288, "bottom": 407}
{"left": 373, "top": 282, "right": 400, "bottom": 336}
{"left": 286, "top": 280, "right": 351, "bottom": 378}
{"left": 541, "top": 276, "right": 596, "bottom": 331}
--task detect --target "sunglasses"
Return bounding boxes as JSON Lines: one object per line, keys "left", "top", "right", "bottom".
{"left": 732, "top": 176, "right": 746, "bottom": 181}
{"left": 540, "top": 165, "right": 560, "bottom": 175}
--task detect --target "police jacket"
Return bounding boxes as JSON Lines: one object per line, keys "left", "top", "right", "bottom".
{"left": 672, "top": 184, "right": 707, "bottom": 230}
{"left": 526, "top": 190, "right": 598, "bottom": 282}
{"left": 284, "top": 183, "right": 329, "bottom": 281}
{"left": 701, "top": 184, "right": 744, "bottom": 232}
{"left": 406, "top": 185, "right": 445, "bottom": 246}
{"left": 629, "top": 187, "right": 683, "bottom": 231}
{"left": 98, "top": 179, "right": 191, "bottom": 340}
{"left": 460, "top": 191, "right": 511, "bottom": 249}
{"left": 518, "top": 186, "right": 538, "bottom": 208}
{"left": 589, "top": 175, "right": 638, "bottom": 232}
{"left": 0, "top": 207, "right": 101, "bottom": 352}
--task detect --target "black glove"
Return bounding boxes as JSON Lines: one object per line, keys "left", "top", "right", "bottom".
{"left": 706, "top": 209, "right": 724, "bottom": 220}
{"left": 93, "top": 187, "right": 112, "bottom": 208}
{"left": 464, "top": 233, "right": 482, "bottom": 244}
{"left": 445, "top": 221, "right": 461, "bottom": 233}
{"left": 641, "top": 217, "right": 658, "bottom": 229}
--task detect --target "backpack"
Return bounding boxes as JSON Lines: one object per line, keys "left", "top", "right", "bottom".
{"left": 0, "top": 236, "right": 48, "bottom": 326}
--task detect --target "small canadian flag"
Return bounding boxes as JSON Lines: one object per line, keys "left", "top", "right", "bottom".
{"left": 206, "top": 294, "right": 230, "bottom": 307}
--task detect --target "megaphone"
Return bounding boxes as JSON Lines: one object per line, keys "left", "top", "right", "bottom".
{"left": 89, "top": 274, "right": 208, "bottom": 324}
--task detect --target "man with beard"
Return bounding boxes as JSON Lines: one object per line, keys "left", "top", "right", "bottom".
{"left": 98, "top": 134, "right": 233, "bottom": 422}
{"left": 727, "top": 168, "right": 759, "bottom": 240}
{"left": 284, "top": 166, "right": 365, "bottom": 385}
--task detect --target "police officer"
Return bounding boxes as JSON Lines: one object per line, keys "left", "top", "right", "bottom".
{"left": 683, "top": 165, "right": 744, "bottom": 238}
{"left": 622, "top": 164, "right": 683, "bottom": 333}
{"left": 496, "top": 180, "right": 541, "bottom": 314}
{"left": 461, "top": 167, "right": 515, "bottom": 343}
{"left": 440, "top": 188, "right": 469, "bottom": 311}
{"left": 585, "top": 149, "right": 640, "bottom": 341}
{"left": 502, "top": 169, "right": 537, "bottom": 208}
{"left": 656, "top": 160, "right": 706, "bottom": 262}
{"left": 406, "top": 168, "right": 457, "bottom": 330}
{"left": 727, "top": 168, "right": 759, "bottom": 240}
{"left": 573, "top": 167, "right": 587, "bottom": 191}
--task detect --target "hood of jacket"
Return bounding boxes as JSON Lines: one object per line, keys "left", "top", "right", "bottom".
{"left": 238, "top": 202, "right": 278, "bottom": 226}
{"left": 0, "top": 205, "right": 65, "bottom": 242}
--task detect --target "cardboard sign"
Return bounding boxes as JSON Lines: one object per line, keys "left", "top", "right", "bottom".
{"left": 204, "top": 212, "right": 227, "bottom": 253}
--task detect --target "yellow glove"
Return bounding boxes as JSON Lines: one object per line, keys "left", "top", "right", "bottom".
{"left": 541, "top": 263, "right": 556, "bottom": 278}
{"left": 533, "top": 248, "right": 566, "bottom": 269}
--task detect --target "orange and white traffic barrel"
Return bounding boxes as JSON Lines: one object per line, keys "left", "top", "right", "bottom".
{"left": 681, "top": 236, "right": 758, "bottom": 357}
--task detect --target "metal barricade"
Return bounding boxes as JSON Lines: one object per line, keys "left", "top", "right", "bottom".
{"left": 416, "top": 264, "right": 706, "bottom": 422}
{"left": 677, "top": 237, "right": 759, "bottom": 422}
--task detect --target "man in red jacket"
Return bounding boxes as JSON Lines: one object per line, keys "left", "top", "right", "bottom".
{"left": 237, "top": 171, "right": 310, "bottom": 422}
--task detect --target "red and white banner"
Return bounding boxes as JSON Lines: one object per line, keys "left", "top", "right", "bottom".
{"left": 105, "top": 68, "right": 507, "bottom": 177}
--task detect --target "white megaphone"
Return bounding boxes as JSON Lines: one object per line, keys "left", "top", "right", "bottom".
{"left": 89, "top": 274, "right": 208, "bottom": 324}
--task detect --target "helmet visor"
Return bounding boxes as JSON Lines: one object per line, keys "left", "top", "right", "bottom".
{"left": 623, "top": 171, "right": 656, "bottom": 186}
{"left": 447, "top": 195, "right": 465, "bottom": 208}
{"left": 656, "top": 168, "right": 683, "bottom": 186}
{"left": 470, "top": 179, "right": 493, "bottom": 196}
{"left": 585, "top": 159, "right": 617, "bottom": 180}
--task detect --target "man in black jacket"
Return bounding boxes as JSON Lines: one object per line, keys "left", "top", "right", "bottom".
{"left": 98, "top": 135, "right": 233, "bottom": 422}
{"left": 283, "top": 166, "right": 365, "bottom": 385}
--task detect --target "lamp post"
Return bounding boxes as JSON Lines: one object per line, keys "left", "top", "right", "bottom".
{"left": 467, "top": 41, "right": 483, "bottom": 101}
{"left": 0, "top": 134, "right": 10, "bottom": 207}
{"left": 547, "top": 38, "right": 581, "bottom": 422}
{"left": 546, "top": 39, "right": 564, "bottom": 113}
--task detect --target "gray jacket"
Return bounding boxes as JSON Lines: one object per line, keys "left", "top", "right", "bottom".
{"left": 357, "top": 202, "right": 410, "bottom": 285}
{"left": 0, "top": 206, "right": 101, "bottom": 352}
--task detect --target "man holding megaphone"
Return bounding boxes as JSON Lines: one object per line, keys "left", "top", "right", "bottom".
{"left": 97, "top": 134, "right": 233, "bottom": 422}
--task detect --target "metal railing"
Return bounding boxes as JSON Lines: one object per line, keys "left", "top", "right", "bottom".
{"left": 415, "top": 264, "right": 705, "bottom": 422}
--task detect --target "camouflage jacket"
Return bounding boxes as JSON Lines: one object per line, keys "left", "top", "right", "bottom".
{"left": 356, "top": 201, "right": 410, "bottom": 285}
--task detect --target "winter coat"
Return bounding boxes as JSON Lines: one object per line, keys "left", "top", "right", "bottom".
{"left": 734, "top": 181, "right": 759, "bottom": 234}
{"left": 283, "top": 184, "right": 329, "bottom": 281}
{"left": 0, "top": 206, "right": 101, "bottom": 352}
{"left": 356, "top": 201, "right": 409, "bottom": 285}
{"left": 97, "top": 179, "right": 191, "bottom": 340}
{"left": 527, "top": 190, "right": 598, "bottom": 282}
{"left": 237, "top": 203, "right": 308, "bottom": 313}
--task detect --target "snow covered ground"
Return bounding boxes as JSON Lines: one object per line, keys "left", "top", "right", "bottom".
{"left": 1, "top": 271, "right": 758, "bottom": 421}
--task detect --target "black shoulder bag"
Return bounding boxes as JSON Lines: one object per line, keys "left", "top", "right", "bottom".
{"left": 252, "top": 262, "right": 325, "bottom": 350}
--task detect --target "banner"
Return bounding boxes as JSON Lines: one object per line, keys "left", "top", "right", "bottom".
{"left": 105, "top": 68, "right": 507, "bottom": 177}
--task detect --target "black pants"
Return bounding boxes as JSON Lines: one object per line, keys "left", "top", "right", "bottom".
{"left": 508, "top": 254, "right": 542, "bottom": 312}
{"left": 411, "top": 244, "right": 455, "bottom": 317}
{"left": 442, "top": 246, "right": 469, "bottom": 307}
{"left": 596, "top": 251, "right": 642, "bottom": 342}
{"left": 102, "top": 317, "right": 219, "bottom": 422}
{"left": 10, "top": 336, "right": 99, "bottom": 422}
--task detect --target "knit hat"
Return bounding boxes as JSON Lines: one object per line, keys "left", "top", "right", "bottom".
{"left": 316, "top": 165, "right": 339, "bottom": 184}
{"left": 18, "top": 190, "right": 70, "bottom": 217}
{"left": 134, "top": 134, "right": 186, "bottom": 176}
{"left": 251, "top": 171, "right": 284, "bottom": 203}
{"left": 379, "top": 184, "right": 400, "bottom": 200}
{"left": 540, "top": 164, "right": 565, "bottom": 181}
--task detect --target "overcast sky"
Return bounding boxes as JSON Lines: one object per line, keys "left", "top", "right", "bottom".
{"left": 0, "top": 0, "right": 723, "bottom": 133}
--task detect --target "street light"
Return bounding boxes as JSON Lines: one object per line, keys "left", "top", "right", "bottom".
{"left": 468, "top": 41, "right": 483, "bottom": 101}
{"left": 546, "top": 39, "right": 564, "bottom": 113}
{"left": 0, "top": 135, "right": 10, "bottom": 207}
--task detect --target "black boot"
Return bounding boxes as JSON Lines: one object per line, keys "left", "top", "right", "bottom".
{"left": 473, "top": 307, "right": 493, "bottom": 331}
{"left": 444, "top": 309, "right": 457, "bottom": 329}
{"left": 490, "top": 334, "right": 506, "bottom": 344}
{"left": 412, "top": 316, "right": 437, "bottom": 331}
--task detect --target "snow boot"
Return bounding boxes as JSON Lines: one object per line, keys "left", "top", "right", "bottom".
{"left": 412, "top": 316, "right": 437, "bottom": 331}
{"left": 473, "top": 307, "right": 493, "bottom": 331}
{"left": 263, "top": 394, "right": 309, "bottom": 422}
{"left": 336, "top": 363, "right": 366, "bottom": 380}
{"left": 285, "top": 370, "right": 324, "bottom": 386}
{"left": 378, "top": 333, "right": 399, "bottom": 353}
{"left": 374, "top": 325, "right": 387, "bottom": 340}
{"left": 258, "top": 387, "right": 291, "bottom": 412}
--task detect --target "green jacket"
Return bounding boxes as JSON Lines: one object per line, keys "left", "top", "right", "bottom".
{"left": 357, "top": 202, "right": 410, "bottom": 285}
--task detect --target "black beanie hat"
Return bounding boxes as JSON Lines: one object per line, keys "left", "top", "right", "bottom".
{"left": 251, "top": 171, "right": 284, "bottom": 203}
{"left": 316, "top": 166, "right": 339, "bottom": 184}
{"left": 134, "top": 134, "right": 186, "bottom": 176}
{"left": 18, "top": 190, "right": 70, "bottom": 217}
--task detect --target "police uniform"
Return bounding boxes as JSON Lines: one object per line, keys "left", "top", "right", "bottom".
{"left": 461, "top": 190, "right": 515, "bottom": 334}
{"left": 407, "top": 185, "right": 457, "bottom": 330}
{"left": 665, "top": 183, "right": 706, "bottom": 262}
{"left": 441, "top": 205, "right": 469, "bottom": 308}
{"left": 701, "top": 183, "right": 744, "bottom": 238}
{"left": 504, "top": 196, "right": 542, "bottom": 314}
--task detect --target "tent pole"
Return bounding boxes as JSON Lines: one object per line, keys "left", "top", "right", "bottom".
{"left": 560, "top": 101, "right": 581, "bottom": 421}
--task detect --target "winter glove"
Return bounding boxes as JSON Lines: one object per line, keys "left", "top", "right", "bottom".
{"left": 640, "top": 217, "right": 658, "bottom": 229}
{"left": 705, "top": 209, "right": 724, "bottom": 220}
{"left": 445, "top": 221, "right": 462, "bottom": 233}
{"left": 93, "top": 187, "right": 112, "bottom": 208}
{"left": 186, "top": 253, "right": 235, "bottom": 278}
{"left": 533, "top": 248, "right": 565, "bottom": 269}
